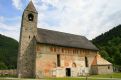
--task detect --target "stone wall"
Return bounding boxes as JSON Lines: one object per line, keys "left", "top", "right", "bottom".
{"left": 17, "top": 38, "right": 36, "bottom": 78}
{"left": 91, "top": 65, "right": 113, "bottom": 74}
{"left": 0, "top": 69, "right": 16, "bottom": 76}
{"left": 35, "top": 44, "right": 97, "bottom": 78}
{"left": 97, "top": 65, "right": 113, "bottom": 74}
{"left": 91, "top": 66, "right": 98, "bottom": 75}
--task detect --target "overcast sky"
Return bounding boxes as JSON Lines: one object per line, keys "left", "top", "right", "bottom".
{"left": 0, "top": 0, "right": 121, "bottom": 41}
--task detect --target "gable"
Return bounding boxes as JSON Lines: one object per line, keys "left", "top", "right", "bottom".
{"left": 36, "top": 28, "right": 98, "bottom": 51}
{"left": 92, "top": 54, "right": 112, "bottom": 65}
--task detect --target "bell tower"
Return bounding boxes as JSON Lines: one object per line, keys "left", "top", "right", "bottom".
{"left": 17, "top": 1, "right": 38, "bottom": 78}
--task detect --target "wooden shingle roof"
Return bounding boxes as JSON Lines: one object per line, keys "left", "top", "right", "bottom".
{"left": 37, "top": 28, "right": 99, "bottom": 51}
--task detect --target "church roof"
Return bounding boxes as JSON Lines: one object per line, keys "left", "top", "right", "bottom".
{"left": 25, "top": 1, "right": 37, "bottom": 13}
{"left": 92, "top": 54, "right": 112, "bottom": 66}
{"left": 36, "top": 28, "right": 99, "bottom": 51}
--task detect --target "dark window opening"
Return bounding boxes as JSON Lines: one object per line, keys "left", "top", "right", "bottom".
{"left": 108, "top": 66, "right": 110, "bottom": 69}
{"left": 29, "top": 36, "right": 30, "bottom": 39}
{"left": 28, "top": 13, "right": 34, "bottom": 21}
{"left": 57, "top": 54, "right": 60, "bottom": 67}
{"left": 85, "top": 56, "right": 88, "bottom": 67}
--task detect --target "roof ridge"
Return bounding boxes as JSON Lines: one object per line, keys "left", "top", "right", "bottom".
{"left": 37, "top": 28, "right": 85, "bottom": 38}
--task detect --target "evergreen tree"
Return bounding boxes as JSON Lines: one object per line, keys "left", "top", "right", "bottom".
{"left": 0, "top": 34, "right": 18, "bottom": 69}
{"left": 92, "top": 25, "right": 121, "bottom": 66}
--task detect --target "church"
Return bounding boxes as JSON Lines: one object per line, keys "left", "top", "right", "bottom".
{"left": 17, "top": 1, "right": 113, "bottom": 78}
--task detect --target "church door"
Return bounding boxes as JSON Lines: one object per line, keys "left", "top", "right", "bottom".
{"left": 66, "top": 68, "right": 71, "bottom": 77}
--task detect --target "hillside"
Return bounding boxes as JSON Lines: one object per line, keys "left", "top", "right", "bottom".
{"left": 92, "top": 25, "right": 121, "bottom": 66}
{"left": 0, "top": 34, "right": 18, "bottom": 69}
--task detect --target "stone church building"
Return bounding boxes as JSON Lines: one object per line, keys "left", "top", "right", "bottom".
{"left": 17, "top": 1, "right": 113, "bottom": 78}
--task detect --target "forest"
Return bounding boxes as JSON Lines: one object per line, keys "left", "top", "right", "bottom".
{"left": 92, "top": 25, "right": 121, "bottom": 66}
{"left": 0, "top": 34, "right": 18, "bottom": 69}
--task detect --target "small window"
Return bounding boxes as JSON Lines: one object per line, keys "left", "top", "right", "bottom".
{"left": 57, "top": 54, "right": 60, "bottom": 67}
{"left": 72, "top": 62, "right": 76, "bottom": 67}
{"left": 85, "top": 56, "right": 88, "bottom": 67}
{"left": 28, "top": 13, "right": 34, "bottom": 21}
{"left": 108, "top": 66, "right": 110, "bottom": 69}
{"left": 29, "top": 36, "right": 30, "bottom": 39}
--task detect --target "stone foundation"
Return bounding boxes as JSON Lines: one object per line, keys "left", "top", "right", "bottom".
{"left": 0, "top": 69, "right": 17, "bottom": 76}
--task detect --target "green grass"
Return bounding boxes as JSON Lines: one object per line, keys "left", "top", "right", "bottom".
{"left": 0, "top": 74, "right": 16, "bottom": 78}
{"left": 90, "top": 72, "right": 121, "bottom": 78}
{"left": 0, "top": 78, "right": 108, "bottom": 80}
{"left": 46, "top": 77, "right": 103, "bottom": 80}
{"left": 0, "top": 73, "right": 121, "bottom": 80}
{"left": 46, "top": 77, "right": 83, "bottom": 80}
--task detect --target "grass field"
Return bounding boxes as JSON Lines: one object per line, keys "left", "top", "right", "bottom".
{"left": 0, "top": 73, "right": 121, "bottom": 80}
{"left": 0, "top": 78, "right": 110, "bottom": 80}
{"left": 90, "top": 72, "right": 121, "bottom": 78}
{"left": 45, "top": 77, "right": 106, "bottom": 80}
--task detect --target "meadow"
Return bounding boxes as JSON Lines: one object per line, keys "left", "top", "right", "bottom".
{"left": 0, "top": 73, "right": 121, "bottom": 80}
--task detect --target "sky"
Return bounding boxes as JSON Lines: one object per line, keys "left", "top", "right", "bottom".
{"left": 0, "top": 0, "right": 121, "bottom": 41}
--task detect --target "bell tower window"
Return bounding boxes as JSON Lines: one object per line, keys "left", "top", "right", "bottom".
{"left": 28, "top": 13, "right": 34, "bottom": 21}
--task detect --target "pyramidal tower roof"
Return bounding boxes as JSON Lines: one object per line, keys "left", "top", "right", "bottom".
{"left": 25, "top": 1, "right": 37, "bottom": 13}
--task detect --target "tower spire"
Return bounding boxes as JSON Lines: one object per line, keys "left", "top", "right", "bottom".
{"left": 25, "top": 1, "right": 37, "bottom": 13}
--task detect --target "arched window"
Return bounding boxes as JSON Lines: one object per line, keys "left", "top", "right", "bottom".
{"left": 28, "top": 13, "right": 34, "bottom": 21}
{"left": 72, "top": 62, "right": 76, "bottom": 67}
{"left": 85, "top": 56, "right": 88, "bottom": 67}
